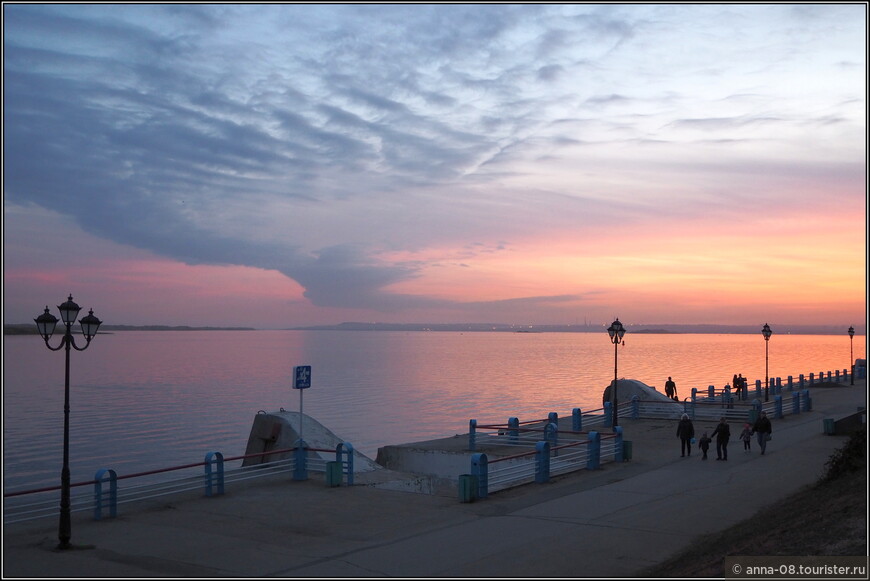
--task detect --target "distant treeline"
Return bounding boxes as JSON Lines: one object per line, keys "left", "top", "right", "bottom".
{"left": 4, "top": 324, "right": 256, "bottom": 335}
{"left": 289, "top": 322, "right": 864, "bottom": 335}
{"left": 5, "top": 322, "right": 862, "bottom": 335}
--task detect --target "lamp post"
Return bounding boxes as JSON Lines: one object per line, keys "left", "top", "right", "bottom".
{"left": 761, "top": 323, "right": 772, "bottom": 402}
{"left": 848, "top": 326, "right": 855, "bottom": 385}
{"left": 34, "top": 295, "right": 102, "bottom": 550}
{"left": 607, "top": 318, "right": 626, "bottom": 427}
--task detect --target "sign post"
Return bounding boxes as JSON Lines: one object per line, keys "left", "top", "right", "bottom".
{"left": 293, "top": 365, "right": 311, "bottom": 440}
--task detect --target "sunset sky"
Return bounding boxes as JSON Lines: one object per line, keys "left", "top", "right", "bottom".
{"left": 3, "top": 4, "right": 867, "bottom": 329}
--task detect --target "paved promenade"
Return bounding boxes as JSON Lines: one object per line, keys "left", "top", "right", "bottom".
{"left": 3, "top": 379, "right": 866, "bottom": 578}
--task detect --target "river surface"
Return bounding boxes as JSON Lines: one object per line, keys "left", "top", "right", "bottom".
{"left": 3, "top": 330, "right": 864, "bottom": 491}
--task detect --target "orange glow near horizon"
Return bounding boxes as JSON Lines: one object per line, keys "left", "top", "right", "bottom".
{"left": 4, "top": 195, "right": 865, "bottom": 328}
{"left": 382, "top": 208, "right": 865, "bottom": 325}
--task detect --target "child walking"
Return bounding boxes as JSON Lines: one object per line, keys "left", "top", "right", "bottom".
{"left": 740, "top": 423, "right": 752, "bottom": 452}
{"left": 698, "top": 432, "right": 711, "bottom": 460}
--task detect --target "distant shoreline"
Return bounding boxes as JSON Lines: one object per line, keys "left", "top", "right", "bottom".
{"left": 286, "top": 322, "right": 864, "bottom": 335}
{"left": 4, "top": 322, "right": 862, "bottom": 336}
{"left": 3, "top": 324, "right": 256, "bottom": 335}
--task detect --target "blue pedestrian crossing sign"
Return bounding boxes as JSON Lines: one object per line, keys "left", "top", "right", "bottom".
{"left": 293, "top": 365, "right": 311, "bottom": 389}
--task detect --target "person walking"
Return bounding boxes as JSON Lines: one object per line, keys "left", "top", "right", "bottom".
{"left": 711, "top": 416, "right": 731, "bottom": 461}
{"left": 752, "top": 410, "right": 772, "bottom": 455}
{"left": 739, "top": 422, "right": 752, "bottom": 452}
{"left": 665, "top": 377, "right": 677, "bottom": 400}
{"left": 676, "top": 413, "right": 695, "bottom": 457}
{"left": 698, "top": 432, "right": 712, "bottom": 460}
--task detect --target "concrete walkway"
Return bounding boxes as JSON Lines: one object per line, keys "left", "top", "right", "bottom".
{"left": 3, "top": 379, "right": 865, "bottom": 578}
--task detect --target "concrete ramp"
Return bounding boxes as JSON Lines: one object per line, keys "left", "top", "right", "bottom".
{"left": 602, "top": 378, "right": 681, "bottom": 407}
{"left": 242, "top": 410, "right": 381, "bottom": 472}
{"left": 242, "top": 411, "right": 449, "bottom": 494}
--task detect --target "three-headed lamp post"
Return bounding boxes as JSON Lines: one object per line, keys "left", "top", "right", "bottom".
{"left": 35, "top": 295, "right": 102, "bottom": 550}
{"left": 607, "top": 318, "right": 626, "bottom": 427}
{"left": 848, "top": 326, "right": 855, "bottom": 385}
{"left": 761, "top": 323, "right": 772, "bottom": 402}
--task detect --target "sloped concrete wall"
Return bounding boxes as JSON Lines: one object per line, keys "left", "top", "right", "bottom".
{"left": 242, "top": 411, "right": 381, "bottom": 471}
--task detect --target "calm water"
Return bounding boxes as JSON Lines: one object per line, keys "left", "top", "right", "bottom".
{"left": 3, "top": 330, "right": 864, "bottom": 491}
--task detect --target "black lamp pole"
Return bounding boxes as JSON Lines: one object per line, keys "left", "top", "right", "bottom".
{"left": 607, "top": 318, "right": 626, "bottom": 427}
{"left": 761, "top": 323, "right": 772, "bottom": 402}
{"left": 848, "top": 326, "right": 855, "bottom": 385}
{"left": 35, "top": 295, "right": 102, "bottom": 550}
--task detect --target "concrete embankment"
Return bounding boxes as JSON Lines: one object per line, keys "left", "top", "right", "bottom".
{"left": 3, "top": 378, "right": 865, "bottom": 578}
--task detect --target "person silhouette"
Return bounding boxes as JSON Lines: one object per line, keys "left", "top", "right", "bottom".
{"left": 665, "top": 377, "right": 677, "bottom": 400}
{"left": 711, "top": 417, "right": 731, "bottom": 461}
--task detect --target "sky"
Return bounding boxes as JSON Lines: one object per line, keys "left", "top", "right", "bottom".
{"left": 3, "top": 3, "right": 867, "bottom": 330}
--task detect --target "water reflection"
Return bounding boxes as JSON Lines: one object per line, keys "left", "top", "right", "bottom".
{"left": 3, "top": 330, "right": 864, "bottom": 490}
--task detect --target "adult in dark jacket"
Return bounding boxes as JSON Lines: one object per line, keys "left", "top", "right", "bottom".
{"left": 711, "top": 416, "right": 731, "bottom": 461}
{"left": 752, "top": 410, "right": 772, "bottom": 455}
{"left": 676, "top": 413, "right": 695, "bottom": 457}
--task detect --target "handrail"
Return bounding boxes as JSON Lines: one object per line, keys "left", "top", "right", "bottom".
{"left": 4, "top": 441, "right": 354, "bottom": 526}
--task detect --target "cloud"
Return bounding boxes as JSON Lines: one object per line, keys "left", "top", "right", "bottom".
{"left": 3, "top": 4, "right": 866, "bottom": 322}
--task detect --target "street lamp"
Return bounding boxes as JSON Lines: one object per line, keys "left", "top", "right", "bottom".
{"left": 34, "top": 295, "right": 102, "bottom": 550}
{"left": 607, "top": 318, "right": 626, "bottom": 427}
{"left": 848, "top": 326, "right": 855, "bottom": 385}
{"left": 761, "top": 323, "right": 772, "bottom": 402}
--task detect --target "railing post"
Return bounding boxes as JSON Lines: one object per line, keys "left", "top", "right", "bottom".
{"left": 751, "top": 399, "right": 762, "bottom": 423}
{"left": 775, "top": 377, "right": 782, "bottom": 395}
{"left": 469, "top": 419, "right": 477, "bottom": 451}
{"left": 603, "top": 402, "right": 612, "bottom": 427}
{"left": 774, "top": 395, "right": 783, "bottom": 419}
{"left": 294, "top": 439, "right": 308, "bottom": 481}
{"left": 708, "top": 385, "right": 715, "bottom": 399}
{"left": 613, "top": 425, "right": 624, "bottom": 462}
{"left": 204, "top": 452, "right": 224, "bottom": 497}
{"left": 724, "top": 385, "right": 733, "bottom": 409}
{"left": 508, "top": 417, "right": 519, "bottom": 443}
{"left": 572, "top": 408, "right": 582, "bottom": 432}
{"left": 471, "top": 453, "right": 488, "bottom": 499}
{"left": 93, "top": 468, "right": 117, "bottom": 521}
{"left": 535, "top": 441, "right": 551, "bottom": 484}
{"left": 835, "top": 369, "right": 840, "bottom": 383}
{"left": 803, "top": 389, "right": 812, "bottom": 412}
{"left": 548, "top": 411, "right": 558, "bottom": 426}
{"left": 336, "top": 442, "right": 354, "bottom": 486}
{"left": 809, "top": 373, "right": 815, "bottom": 387}
{"left": 545, "top": 422, "right": 558, "bottom": 449}
{"left": 799, "top": 374, "right": 805, "bottom": 389}
{"left": 631, "top": 395, "right": 640, "bottom": 420}
{"left": 754, "top": 380, "right": 762, "bottom": 400}
{"left": 792, "top": 391, "right": 801, "bottom": 415}
{"left": 788, "top": 376, "right": 793, "bottom": 391}
{"left": 587, "top": 431, "right": 601, "bottom": 470}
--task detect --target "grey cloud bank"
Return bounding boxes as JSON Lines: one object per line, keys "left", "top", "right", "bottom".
{"left": 3, "top": 3, "right": 865, "bottom": 318}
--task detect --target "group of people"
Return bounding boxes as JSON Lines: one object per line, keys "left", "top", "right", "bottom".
{"left": 731, "top": 373, "right": 748, "bottom": 399}
{"left": 676, "top": 411, "right": 772, "bottom": 460}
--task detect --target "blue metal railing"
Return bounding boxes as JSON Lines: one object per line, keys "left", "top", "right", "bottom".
{"left": 469, "top": 428, "right": 621, "bottom": 498}
{"left": 4, "top": 440, "right": 354, "bottom": 526}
